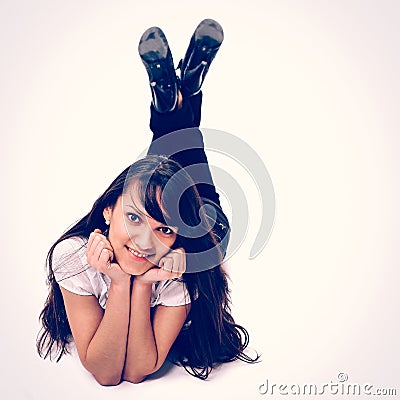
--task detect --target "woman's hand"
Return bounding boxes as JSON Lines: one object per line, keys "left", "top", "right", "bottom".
{"left": 135, "top": 247, "right": 186, "bottom": 285}
{"left": 87, "top": 229, "right": 130, "bottom": 284}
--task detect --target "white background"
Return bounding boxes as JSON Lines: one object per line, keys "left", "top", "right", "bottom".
{"left": 1, "top": 1, "right": 399, "bottom": 399}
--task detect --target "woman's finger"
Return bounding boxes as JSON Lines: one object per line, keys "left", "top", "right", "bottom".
{"left": 93, "top": 239, "right": 106, "bottom": 262}
{"left": 171, "top": 249, "right": 186, "bottom": 274}
{"left": 160, "top": 257, "right": 173, "bottom": 272}
{"left": 99, "top": 248, "right": 113, "bottom": 269}
{"left": 87, "top": 234, "right": 101, "bottom": 259}
{"left": 87, "top": 229, "right": 102, "bottom": 251}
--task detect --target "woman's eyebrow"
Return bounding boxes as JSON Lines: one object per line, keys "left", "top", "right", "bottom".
{"left": 124, "top": 204, "right": 145, "bottom": 215}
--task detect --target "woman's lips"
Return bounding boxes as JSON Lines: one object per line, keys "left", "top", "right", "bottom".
{"left": 125, "top": 245, "right": 152, "bottom": 262}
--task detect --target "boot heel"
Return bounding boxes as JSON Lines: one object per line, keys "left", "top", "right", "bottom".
{"left": 138, "top": 27, "right": 178, "bottom": 113}
{"left": 180, "top": 19, "right": 224, "bottom": 97}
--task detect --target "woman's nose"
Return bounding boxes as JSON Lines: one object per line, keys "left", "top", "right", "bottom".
{"left": 132, "top": 224, "right": 154, "bottom": 252}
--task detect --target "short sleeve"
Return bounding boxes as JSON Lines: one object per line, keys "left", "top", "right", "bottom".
{"left": 52, "top": 237, "right": 110, "bottom": 308}
{"left": 150, "top": 278, "right": 191, "bottom": 307}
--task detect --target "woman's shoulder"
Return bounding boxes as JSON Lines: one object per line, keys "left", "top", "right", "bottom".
{"left": 53, "top": 236, "right": 88, "bottom": 256}
{"left": 51, "top": 235, "right": 109, "bottom": 303}
{"left": 51, "top": 236, "right": 89, "bottom": 275}
{"left": 54, "top": 236, "right": 88, "bottom": 251}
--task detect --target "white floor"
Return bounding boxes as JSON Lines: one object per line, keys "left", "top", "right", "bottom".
{"left": 1, "top": 1, "right": 399, "bottom": 399}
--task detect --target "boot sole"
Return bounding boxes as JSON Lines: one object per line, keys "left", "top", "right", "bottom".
{"left": 194, "top": 18, "right": 224, "bottom": 48}
{"left": 138, "top": 26, "right": 170, "bottom": 63}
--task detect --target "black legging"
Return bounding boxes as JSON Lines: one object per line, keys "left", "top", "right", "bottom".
{"left": 146, "top": 92, "right": 230, "bottom": 263}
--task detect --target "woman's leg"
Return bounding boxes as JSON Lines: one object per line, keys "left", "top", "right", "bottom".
{"left": 147, "top": 91, "right": 220, "bottom": 203}
{"left": 140, "top": 20, "right": 229, "bottom": 259}
{"left": 147, "top": 95, "right": 230, "bottom": 259}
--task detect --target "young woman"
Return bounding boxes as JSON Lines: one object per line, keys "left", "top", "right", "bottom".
{"left": 37, "top": 18, "right": 258, "bottom": 385}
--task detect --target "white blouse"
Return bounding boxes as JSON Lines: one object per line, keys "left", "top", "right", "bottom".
{"left": 52, "top": 236, "right": 191, "bottom": 308}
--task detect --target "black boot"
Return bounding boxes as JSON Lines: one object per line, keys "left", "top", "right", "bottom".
{"left": 138, "top": 27, "right": 178, "bottom": 113}
{"left": 180, "top": 19, "right": 224, "bottom": 97}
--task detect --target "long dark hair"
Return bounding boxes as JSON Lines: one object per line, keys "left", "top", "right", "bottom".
{"left": 37, "top": 154, "right": 259, "bottom": 379}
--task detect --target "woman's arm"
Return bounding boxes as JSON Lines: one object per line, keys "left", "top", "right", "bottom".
{"left": 59, "top": 230, "right": 132, "bottom": 386}
{"left": 123, "top": 248, "right": 189, "bottom": 383}
{"left": 60, "top": 278, "right": 130, "bottom": 386}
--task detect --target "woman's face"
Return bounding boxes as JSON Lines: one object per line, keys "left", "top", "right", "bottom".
{"left": 103, "top": 186, "right": 178, "bottom": 276}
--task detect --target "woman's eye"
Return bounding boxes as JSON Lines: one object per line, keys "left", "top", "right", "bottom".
{"left": 159, "top": 227, "right": 174, "bottom": 235}
{"left": 127, "top": 213, "right": 140, "bottom": 223}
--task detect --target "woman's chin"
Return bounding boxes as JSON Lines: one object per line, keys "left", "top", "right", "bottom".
{"left": 119, "top": 260, "right": 156, "bottom": 276}
{"left": 115, "top": 246, "right": 160, "bottom": 275}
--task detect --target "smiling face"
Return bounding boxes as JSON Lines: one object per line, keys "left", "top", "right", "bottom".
{"left": 103, "top": 183, "right": 178, "bottom": 276}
